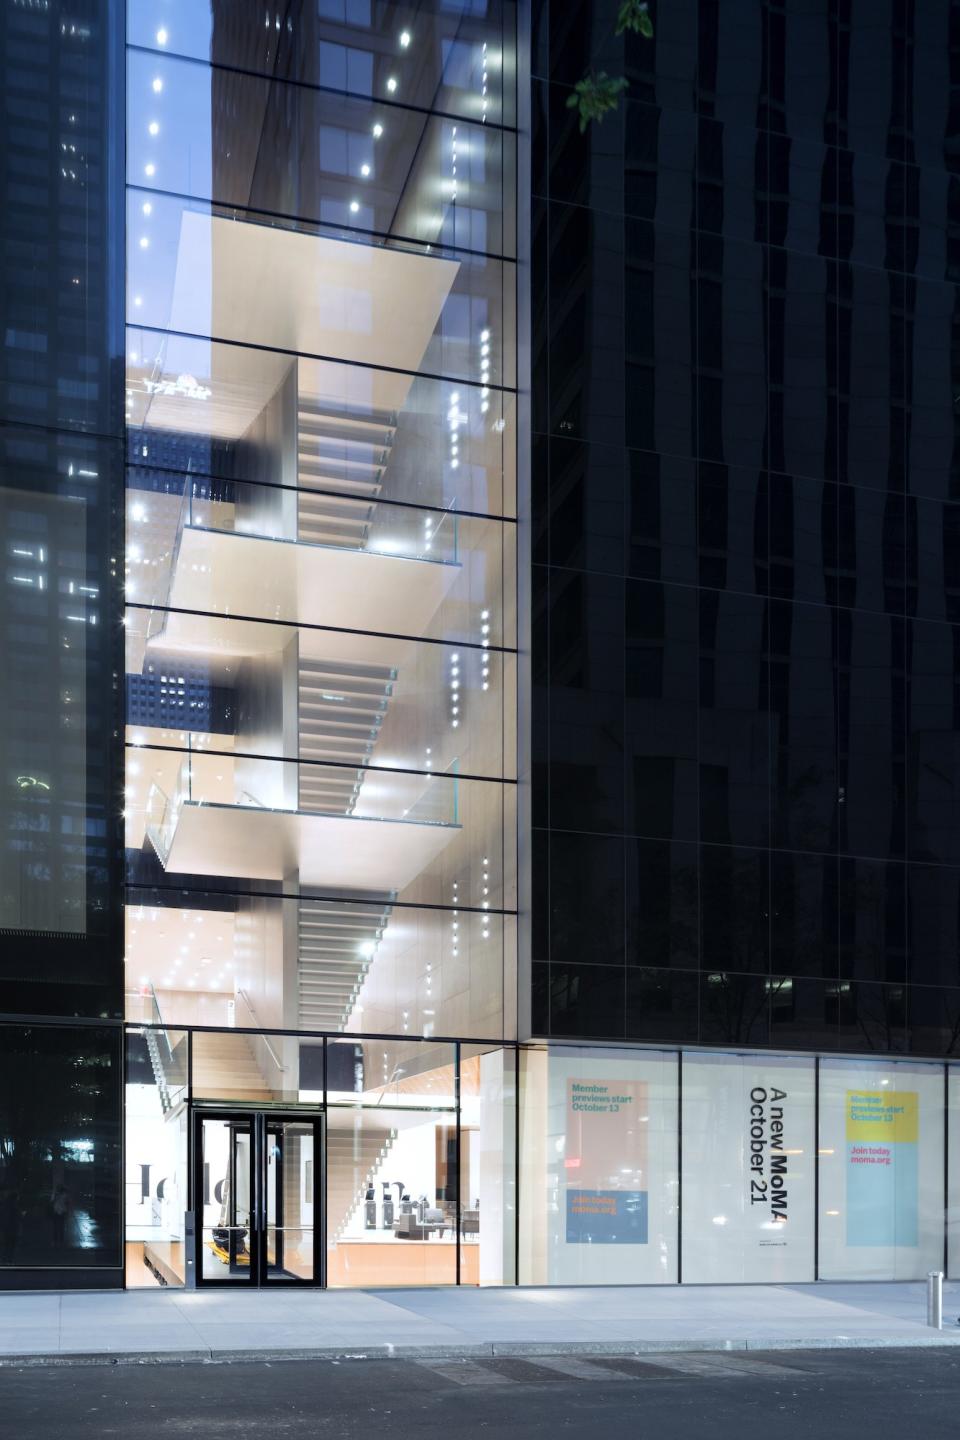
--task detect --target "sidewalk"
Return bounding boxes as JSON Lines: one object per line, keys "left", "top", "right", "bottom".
{"left": 2, "top": 1281, "right": 960, "bottom": 1365}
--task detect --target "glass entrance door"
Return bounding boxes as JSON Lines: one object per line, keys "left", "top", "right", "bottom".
{"left": 195, "top": 1112, "right": 321, "bottom": 1286}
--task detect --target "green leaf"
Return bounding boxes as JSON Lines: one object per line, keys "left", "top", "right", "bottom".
{"left": 568, "top": 71, "right": 629, "bottom": 132}
{"left": 616, "top": 0, "right": 654, "bottom": 37}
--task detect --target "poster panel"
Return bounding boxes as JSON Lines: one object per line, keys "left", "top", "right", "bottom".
{"left": 539, "top": 1048, "right": 678, "bottom": 1284}
{"left": 681, "top": 1054, "right": 815, "bottom": 1283}
{"left": 818, "top": 1059, "right": 943, "bottom": 1280}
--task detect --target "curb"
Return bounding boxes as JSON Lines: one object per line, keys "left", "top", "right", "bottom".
{"left": 4, "top": 1332, "right": 960, "bottom": 1368}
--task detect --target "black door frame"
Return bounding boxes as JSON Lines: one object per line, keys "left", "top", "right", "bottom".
{"left": 192, "top": 1107, "right": 324, "bottom": 1288}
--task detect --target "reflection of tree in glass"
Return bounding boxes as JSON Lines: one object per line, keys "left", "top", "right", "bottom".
{"left": 568, "top": 1, "right": 654, "bottom": 133}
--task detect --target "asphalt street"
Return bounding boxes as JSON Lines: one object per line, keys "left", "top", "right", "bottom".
{"left": 4, "top": 1346, "right": 960, "bottom": 1439}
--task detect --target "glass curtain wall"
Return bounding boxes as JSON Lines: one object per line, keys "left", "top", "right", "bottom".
{"left": 122, "top": 5, "right": 518, "bottom": 1041}
{"left": 125, "top": 1029, "right": 516, "bottom": 1286}
{"left": 122, "top": 0, "right": 517, "bottom": 1288}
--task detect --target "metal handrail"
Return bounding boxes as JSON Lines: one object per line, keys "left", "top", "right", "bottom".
{"left": 147, "top": 982, "right": 174, "bottom": 1061}
{"left": 235, "top": 988, "right": 286, "bottom": 1073}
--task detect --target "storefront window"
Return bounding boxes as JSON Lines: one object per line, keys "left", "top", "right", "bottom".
{"left": 681, "top": 1053, "right": 815, "bottom": 1283}
{"left": 326, "top": 1037, "right": 458, "bottom": 1286}
{"left": 818, "top": 1058, "right": 944, "bottom": 1280}
{"left": 519, "top": 1045, "right": 679, "bottom": 1284}
{"left": 0, "top": 1025, "right": 122, "bottom": 1273}
{"left": 124, "top": 1027, "right": 188, "bottom": 1287}
{"left": 461, "top": 1043, "right": 517, "bottom": 1285}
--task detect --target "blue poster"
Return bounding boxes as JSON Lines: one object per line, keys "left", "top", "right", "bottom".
{"left": 565, "top": 1190, "right": 648, "bottom": 1245}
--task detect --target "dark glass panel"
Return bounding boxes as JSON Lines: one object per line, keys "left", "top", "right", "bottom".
{"left": 911, "top": 166, "right": 950, "bottom": 284}
{"left": 767, "top": 249, "right": 833, "bottom": 483}
{"left": 695, "top": 117, "right": 764, "bottom": 244}
{"left": 769, "top": 599, "right": 838, "bottom": 854}
{"left": 768, "top": 976, "right": 837, "bottom": 1052}
{"left": 626, "top": 967, "right": 699, "bottom": 1042}
{"left": 837, "top": 263, "right": 905, "bottom": 491}
{"left": 769, "top": 472, "right": 837, "bottom": 606}
{"left": 907, "top": 618, "right": 960, "bottom": 864}
{"left": 0, "top": 427, "right": 123, "bottom": 1019}
{"left": 0, "top": 3, "right": 122, "bottom": 440}
{"left": 696, "top": 233, "right": 767, "bottom": 471}
{"left": 626, "top": 839, "right": 698, "bottom": 969}
{"left": 548, "top": 436, "right": 625, "bottom": 576}
{"left": 531, "top": 961, "right": 550, "bottom": 1035}
{"left": 836, "top": 608, "right": 906, "bottom": 860}
{"left": 834, "top": 980, "right": 907, "bottom": 1053}
{"left": 837, "top": 2, "right": 904, "bottom": 160}
{"left": 531, "top": 828, "right": 549, "bottom": 964}
{"left": 0, "top": 1024, "right": 122, "bottom": 1271}
{"left": 910, "top": 3, "right": 954, "bottom": 173}
{"left": 696, "top": 0, "right": 764, "bottom": 128}
{"left": 905, "top": 278, "right": 959, "bottom": 502}
{"left": 699, "top": 972, "right": 769, "bottom": 1046}
{"left": 697, "top": 462, "right": 767, "bottom": 595}
{"left": 549, "top": 202, "right": 626, "bottom": 445}
{"left": 766, "top": 0, "right": 833, "bottom": 144}
{"left": 625, "top": 579, "right": 698, "bottom": 841}
{"left": 548, "top": 569, "right": 626, "bottom": 833}
{"left": 549, "top": 831, "right": 625, "bottom": 967}
{"left": 546, "top": 80, "right": 625, "bottom": 216}
{"left": 700, "top": 845, "right": 769, "bottom": 974}
{"left": 835, "top": 485, "right": 906, "bottom": 615}
{"left": 841, "top": 150, "right": 906, "bottom": 273}
{"left": 532, "top": 196, "right": 550, "bottom": 436}
{"left": 626, "top": 219, "right": 695, "bottom": 457}
{"left": 547, "top": 963, "right": 626, "bottom": 1040}
{"left": 911, "top": 496, "right": 960, "bottom": 623}
{"left": 698, "top": 589, "right": 769, "bottom": 847}
{"left": 837, "top": 858, "right": 907, "bottom": 984}
{"left": 770, "top": 136, "right": 836, "bottom": 259}
{"left": 627, "top": 451, "right": 697, "bottom": 584}
{"left": 907, "top": 863, "right": 960, "bottom": 988}
{"left": 531, "top": 564, "right": 550, "bottom": 829}
{"left": 908, "top": 984, "right": 960, "bottom": 1058}
{"left": 771, "top": 850, "right": 839, "bottom": 980}
{"left": 626, "top": 102, "right": 696, "bottom": 231}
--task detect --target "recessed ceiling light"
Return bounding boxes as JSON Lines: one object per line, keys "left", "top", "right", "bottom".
{"left": 144, "top": 163, "right": 155, "bottom": 177}
{"left": 156, "top": 27, "right": 168, "bottom": 45}
{"left": 152, "top": 77, "right": 163, "bottom": 93}
{"left": 361, "top": 163, "right": 371, "bottom": 177}
{"left": 372, "top": 123, "right": 383, "bottom": 139}
{"left": 399, "top": 30, "right": 411, "bottom": 47}
{"left": 386, "top": 77, "right": 397, "bottom": 93}
{"left": 350, "top": 200, "right": 360, "bottom": 214}
{"left": 148, "top": 121, "right": 159, "bottom": 136}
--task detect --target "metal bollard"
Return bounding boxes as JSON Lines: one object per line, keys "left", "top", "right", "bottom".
{"left": 927, "top": 1270, "right": 943, "bottom": 1329}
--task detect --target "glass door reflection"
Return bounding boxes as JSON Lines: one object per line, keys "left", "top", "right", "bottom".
{"left": 264, "top": 1120, "right": 316, "bottom": 1282}
{"left": 198, "top": 1114, "right": 255, "bottom": 1283}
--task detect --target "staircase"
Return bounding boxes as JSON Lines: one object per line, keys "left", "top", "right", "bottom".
{"left": 298, "top": 657, "right": 396, "bottom": 815}
{"left": 298, "top": 897, "right": 392, "bottom": 1031}
{"left": 191, "top": 1030, "right": 273, "bottom": 1101}
{"left": 326, "top": 1122, "right": 398, "bottom": 1243}
{"left": 144, "top": 1027, "right": 187, "bottom": 1116}
{"left": 297, "top": 398, "right": 396, "bottom": 549}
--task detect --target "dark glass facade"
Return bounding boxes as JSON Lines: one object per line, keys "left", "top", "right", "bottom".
{"left": 530, "top": 0, "right": 960, "bottom": 1055}
{"left": 0, "top": 0, "right": 125, "bottom": 1286}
